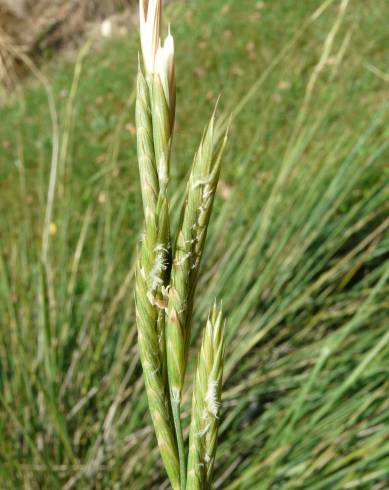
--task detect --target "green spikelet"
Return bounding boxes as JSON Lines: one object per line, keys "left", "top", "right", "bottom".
{"left": 187, "top": 305, "right": 225, "bottom": 490}
{"left": 165, "top": 116, "right": 228, "bottom": 400}
{"left": 135, "top": 231, "right": 179, "bottom": 489}
{"left": 135, "top": 63, "right": 179, "bottom": 490}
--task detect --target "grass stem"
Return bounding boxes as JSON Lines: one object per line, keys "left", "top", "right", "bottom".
{"left": 172, "top": 400, "right": 187, "bottom": 490}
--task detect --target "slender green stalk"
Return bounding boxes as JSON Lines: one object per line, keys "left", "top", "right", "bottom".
{"left": 172, "top": 397, "right": 187, "bottom": 489}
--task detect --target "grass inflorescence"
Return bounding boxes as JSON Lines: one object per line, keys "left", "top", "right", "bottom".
{"left": 0, "top": 0, "right": 388, "bottom": 488}
{"left": 134, "top": 2, "right": 227, "bottom": 488}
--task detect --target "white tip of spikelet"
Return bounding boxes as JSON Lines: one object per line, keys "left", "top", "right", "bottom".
{"left": 155, "top": 31, "right": 175, "bottom": 107}
{"left": 139, "top": 0, "right": 161, "bottom": 75}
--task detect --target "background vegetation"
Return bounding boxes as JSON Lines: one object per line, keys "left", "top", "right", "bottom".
{"left": 0, "top": 0, "right": 388, "bottom": 488}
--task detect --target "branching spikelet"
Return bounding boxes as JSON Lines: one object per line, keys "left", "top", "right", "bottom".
{"left": 187, "top": 305, "right": 225, "bottom": 490}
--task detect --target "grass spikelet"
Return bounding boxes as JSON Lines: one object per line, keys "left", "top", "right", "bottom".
{"left": 135, "top": 214, "right": 179, "bottom": 489}
{"left": 166, "top": 117, "right": 228, "bottom": 401}
{"left": 165, "top": 116, "right": 227, "bottom": 488}
{"left": 187, "top": 304, "right": 225, "bottom": 490}
{"left": 135, "top": 3, "right": 179, "bottom": 484}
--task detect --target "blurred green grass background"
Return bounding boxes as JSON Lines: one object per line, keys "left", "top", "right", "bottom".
{"left": 0, "top": 0, "right": 388, "bottom": 488}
